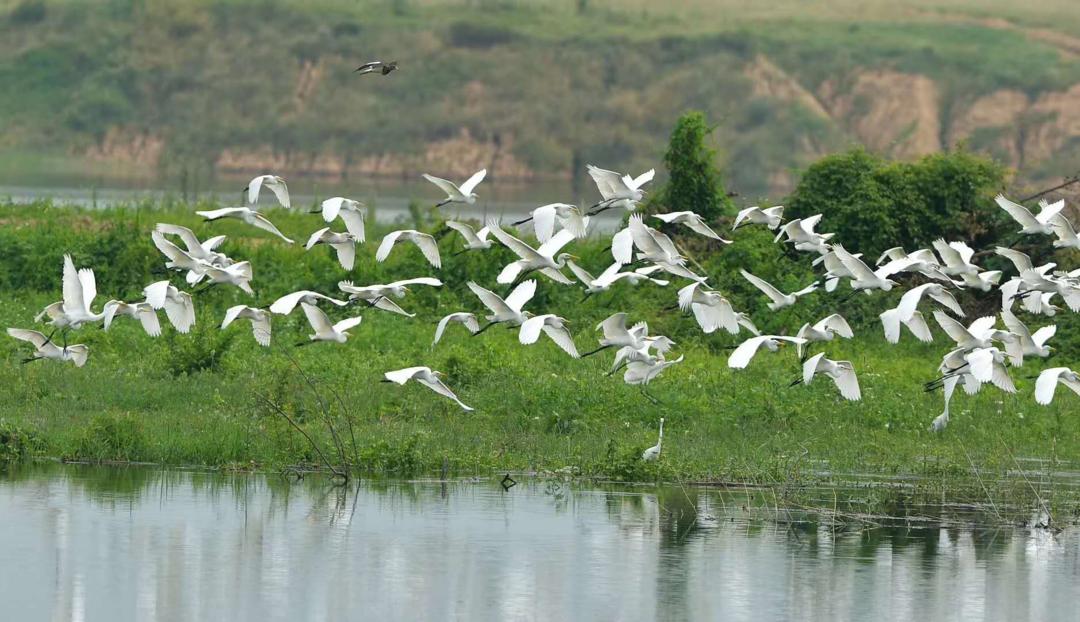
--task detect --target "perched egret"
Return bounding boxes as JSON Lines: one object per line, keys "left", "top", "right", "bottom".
{"left": 652, "top": 211, "right": 731, "bottom": 243}
{"left": 221, "top": 305, "right": 271, "bottom": 347}
{"left": 143, "top": 281, "right": 195, "bottom": 333}
{"left": 7, "top": 328, "right": 88, "bottom": 367}
{"left": 306, "top": 227, "right": 360, "bottom": 271}
{"left": 196, "top": 207, "right": 294, "bottom": 244}
{"left": 299, "top": 302, "right": 362, "bottom": 345}
{"left": 519, "top": 314, "right": 579, "bottom": 358}
{"left": 376, "top": 230, "right": 442, "bottom": 269}
{"left": 245, "top": 174, "right": 290, "bottom": 209}
{"left": 433, "top": 312, "right": 480, "bottom": 346}
{"left": 733, "top": 205, "right": 784, "bottom": 230}
{"left": 319, "top": 197, "right": 366, "bottom": 241}
{"left": 269, "top": 290, "right": 349, "bottom": 316}
{"left": 355, "top": 60, "right": 397, "bottom": 75}
{"left": 739, "top": 269, "right": 817, "bottom": 310}
{"left": 642, "top": 418, "right": 664, "bottom": 461}
{"left": 422, "top": 169, "right": 487, "bottom": 207}
{"left": 382, "top": 366, "right": 473, "bottom": 411}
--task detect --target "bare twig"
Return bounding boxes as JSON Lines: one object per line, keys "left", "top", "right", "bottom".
{"left": 257, "top": 392, "right": 346, "bottom": 481}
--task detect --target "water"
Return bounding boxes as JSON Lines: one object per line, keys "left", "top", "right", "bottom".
{"left": 1, "top": 464, "right": 1077, "bottom": 621}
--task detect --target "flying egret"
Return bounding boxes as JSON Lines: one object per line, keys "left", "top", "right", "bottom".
{"left": 795, "top": 314, "right": 853, "bottom": 357}
{"left": 154, "top": 223, "right": 229, "bottom": 265}
{"left": 376, "top": 230, "right": 442, "bottom": 269}
{"left": 642, "top": 418, "right": 664, "bottom": 461}
{"left": 319, "top": 197, "right": 366, "bottom": 241}
{"left": 879, "top": 308, "right": 934, "bottom": 344}
{"left": 774, "top": 215, "right": 833, "bottom": 254}
{"left": 609, "top": 334, "right": 676, "bottom": 374}
{"left": 355, "top": 60, "right": 397, "bottom": 75}
{"left": 678, "top": 282, "right": 738, "bottom": 335}
{"left": 487, "top": 220, "right": 578, "bottom": 285}
{"left": 652, "top": 211, "right": 731, "bottom": 243}
{"left": 875, "top": 246, "right": 952, "bottom": 282}
{"left": 143, "top": 281, "right": 195, "bottom": 333}
{"left": 959, "top": 270, "right": 1003, "bottom": 292}
{"left": 932, "top": 239, "right": 980, "bottom": 277}
{"left": 382, "top": 366, "right": 473, "bottom": 411}
{"left": 35, "top": 255, "right": 107, "bottom": 338}
{"left": 103, "top": 301, "right": 161, "bottom": 337}
{"left": 306, "top": 227, "right": 360, "bottom": 271}
{"left": 519, "top": 314, "right": 579, "bottom": 358}
{"left": 1000, "top": 310, "right": 1055, "bottom": 361}
{"left": 994, "top": 194, "right": 1064, "bottom": 236}
{"left": 513, "top": 203, "right": 588, "bottom": 242}
{"left": 7, "top": 328, "right": 88, "bottom": 367}
{"left": 338, "top": 277, "right": 443, "bottom": 317}
{"left": 299, "top": 302, "right": 362, "bottom": 345}
{"left": 831, "top": 244, "right": 908, "bottom": 293}
{"left": 733, "top": 205, "right": 784, "bottom": 230}
{"left": 623, "top": 355, "right": 683, "bottom": 403}
{"left": 203, "top": 261, "right": 254, "bottom": 295}
{"left": 933, "top": 312, "right": 1000, "bottom": 352}
{"left": 1049, "top": 212, "right": 1080, "bottom": 250}
{"left": 896, "top": 283, "right": 965, "bottom": 320}
{"left": 626, "top": 215, "right": 705, "bottom": 281}
{"left": 585, "top": 165, "right": 654, "bottom": 213}
{"left": 927, "top": 346, "right": 1015, "bottom": 394}
{"left": 727, "top": 335, "right": 807, "bottom": 369}
{"left": 269, "top": 290, "right": 349, "bottom": 316}
{"left": 467, "top": 279, "right": 536, "bottom": 333}
{"left": 444, "top": 220, "right": 492, "bottom": 253}
{"left": 994, "top": 247, "right": 1055, "bottom": 276}
{"left": 151, "top": 230, "right": 212, "bottom": 285}
{"left": 221, "top": 305, "right": 271, "bottom": 347}
{"left": 245, "top": 174, "right": 290, "bottom": 209}
{"left": 1034, "top": 367, "right": 1080, "bottom": 405}
{"left": 793, "top": 352, "right": 861, "bottom": 401}
{"left": 567, "top": 261, "right": 668, "bottom": 297}
{"left": 422, "top": 169, "right": 487, "bottom": 207}
{"left": 196, "top": 207, "right": 294, "bottom": 244}
{"left": 1014, "top": 268, "right": 1080, "bottom": 312}
{"left": 433, "top": 312, "right": 480, "bottom": 346}
{"left": 739, "top": 269, "right": 817, "bottom": 310}
{"left": 581, "top": 313, "right": 648, "bottom": 357}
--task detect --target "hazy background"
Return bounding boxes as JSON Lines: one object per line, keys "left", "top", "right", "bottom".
{"left": 4, "top": 0, "right": 1080, "bottom": 201}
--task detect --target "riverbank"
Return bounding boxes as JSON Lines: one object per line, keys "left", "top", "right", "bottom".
{"left": 2, "top": 201, "right": 1080, "bottom": 520}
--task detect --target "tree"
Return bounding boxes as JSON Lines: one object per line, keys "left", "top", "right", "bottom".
{"left": 651, "top": 111, "right": 735, "bottom": 222}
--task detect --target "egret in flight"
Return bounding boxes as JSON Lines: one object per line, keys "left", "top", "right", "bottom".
{"left": 319, "top": 197, "right": 366, "bottom": 241}
{"left": 7, "top": 328, "right": 89, "bottom": 367}
{"left": 433, "top": 312, "right": 480, "bottom": 346}
{"left": 306, "top": 227, "right": 360, "bottom": 271}
{"left": 143, "top": 281, "right": 196, "bottom": 333}
{"left": 422, "top": 169, "right": 487, "bottom": 207}
{"left": 467, "top": 279, "right": 536, "bottom": 333}
{"left": 739, "top": 269, "right": 818, "bottom": 310}
{"left": 382, "top": 366, "right": 473, "bottom": 411}
{"left": 299, "top": 302, "right": 362, "bottom": 345}
{"left": 652, "top": 211, "right": 731, "bottom": 243}
{"left": 376, "top": 230, "right": 442, "bottom": 269}
{"left": 732, "top": 205, "right": 784, "bottom": 230}
{"left": 586, "top": 165, "right": 654, "bottom": 214}
{"left": 1035, "top": 367, "right": 1080, "bottom": 405}
{"left": 221, "top": 305, "right": 272, "bottom": 347}
{"left": 196, "top": 207, "right": 294, "bottom": 244}
{"left": 519, "top": 314, "right": 579, "bottom": 358}
{"left": 103, "top": 300, "right": 162, "bottom": 337}
{"left": 269, "top": 290, "right": 349, "bottom": 316}
{"left": 245, "top": 174, "right": 290, "bottom": 209}
{"left": 793, "top": 353, "right": 861, "bottom": 401}
{"left": 995, "top": 194, "right": 1064, "bottom": 236}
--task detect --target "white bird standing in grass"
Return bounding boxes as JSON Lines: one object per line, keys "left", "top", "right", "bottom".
{"left": 306, "top": 227, "right": 360, "bottom": 271}
{"left": 444, "top": 220, "right": 492, "bottom": 253}
{"left": 586, "top": 165, "right": 654, "bottom": 214}
{"left": 519, "top": 314, "right": 579, "bottom": 358}
{"left": 794, "top": 353, "right": 861, "bottom": 401}
{"left": 422, "top": 168, "right": 487, "bottom": 207}
{"left": 221, "top": 305, "right": 272, "bottom": 347}
{"left": 245, "top": 174, "right": 290, "bottom": 209}
{"left": 467, "top": 279, "right": 536, "bottom": 333}
{"left": 298, "top": 302, "right": 362, "bottom": 345}
{"left": 35, "top": 255, "right": 107, "bottom": 337}
{"left": 733, "top": 205, "right": 784, "bottom": 230}
{"left": 143, "top": 281, "right": 196, "bottom": 333}
{"left": 642, "top": 418, "right": 664, "bottom": 461}
{"left": 269, "top": 290, "right": 349, "bottom": 316}
{"left": 995, "top": 194, "right": 1064, "bottom": 236}
{"left": 795, "top": 314, "right": 854, "bottom": 357}
{"left": 739, "top": 269, "right": 818, "bottom": 310}
{"left": 382, "top": 366, "right": 473, "bottom": 411}
{"left": 433, "top": 312, "right": 480, "bottom": 346}
{"left": 103, "top": 300, "right": 161, "bottom": 337}
{"left": 727, "top": 335, "right": 807, "bottom": 369}
{"left": 196, "top": 207, "right": 294, "bottom": 244}
{"left": 1035, "top": 367, "right": 1080, "bottom": 405}
{"left": 652, "top": 211, "right": 731, "bottom": 243}
{"left": 7, "top": 328, "right": 89, "bottom": 367}
{"left": 376, "top": 229, "right": 442, "bottom": 269}
{"left": 319, "top": 197, "right": 366, "bottom": 241}
{"left": 338, "top": 277, "right": 443, "bottom": 317}
{"left": 487, "top": 221, "right": 579, "bottom": 285}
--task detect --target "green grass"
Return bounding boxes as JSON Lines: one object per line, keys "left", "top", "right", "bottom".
{"left": 2, "top": 200, "right": 1080, "bottom": 525}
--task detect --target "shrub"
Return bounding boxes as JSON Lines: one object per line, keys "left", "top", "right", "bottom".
{"left": 73, "top": 413, "right": 145, "bottom": 462}
{"left": 650, "top": 111, "right": 736, "bottom": 222}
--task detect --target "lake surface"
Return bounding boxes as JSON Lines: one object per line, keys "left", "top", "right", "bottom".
{"left": 0, "top": 464, "right": 1077, "bottom": 622}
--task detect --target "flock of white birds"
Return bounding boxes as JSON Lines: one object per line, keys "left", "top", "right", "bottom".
{"left": 8, "top": 165, "right": 1080, "bottom": 458}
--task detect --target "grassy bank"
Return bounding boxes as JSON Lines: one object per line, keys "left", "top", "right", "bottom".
{"left": 2, "top": 200, "right": 1080, "bottom": 524}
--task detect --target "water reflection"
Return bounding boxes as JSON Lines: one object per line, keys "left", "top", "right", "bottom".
{"left": 0, "top": 464, "right": 1077, "bottom": 621}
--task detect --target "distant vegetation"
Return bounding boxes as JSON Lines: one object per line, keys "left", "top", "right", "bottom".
{"left": 5, "top": 0, "right": 1080, "bottom": 197}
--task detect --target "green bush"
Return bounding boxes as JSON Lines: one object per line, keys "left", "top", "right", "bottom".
{"left": 0, "top": 420, "right": 40, "bottom": 462}
{"left": 73, "top": 413, "right": 146, "bottom": 462}
{"left": 649, "top": 111, "right": 735, "bottom": 222}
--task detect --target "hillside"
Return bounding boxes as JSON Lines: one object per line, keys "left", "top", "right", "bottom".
{"left": 5, "top": 0, "right": 1080, "bottom": 197}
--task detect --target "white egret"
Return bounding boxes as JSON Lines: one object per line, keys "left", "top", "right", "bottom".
{"left": 995, "top": 194, "right": 1063, "bottom": 236}
{"left": 581, "top": 313, "right": 648, "bottom": 357}
{"left": 832, "top": 244, "right": 908, "bottom": 293}
{"left": 586, "top": 164, "right": 654, "bottom": 213}
{"left": 626, "top": 215, "right": 705, "bottom": 281}
{"left": 931, "top": 239, "right": 980, "bottom": 277}
{"left": 727, "top": 335, "right": 807, "bottom": 369}
{"left": 879, "top": 308, "right": 934, "bottom": 344}
{"left": 376, "top": 229, "right": 442, "bottom": 269}
{"left": 895, "top": 283, "right": 965, "bottom": 320}
{"left": 467, "top": 279, "right": 536, "bottom": 332}
{"left": 567, "top": 261, "right": 668, "bottom": 297}
{"left": 959, "top": 270, "right": 1002, "bottom": 292}
{"left": 514, "top": 203, "right": 588, "bottom": 243}
{"left": 733, "top": 205, "right": 784, "bottom": 230}
{"left": 221, "top": 305, "right": 271, "bottom": 347}
{"left": 519, "top": 314, "right": 579, "bottom": 358}
{"left": 7, "top": 328, "right": 89, "bottom": 367}
{"left": 143, "top": 281, "right": 195, "bottom": 333}
{"left": 319, "top": 197, "right": 366, "bottom": 242}
{"left": 154, "top": 223, "right": 229, "bottom": 265}
{"left": 994, "top": 247, "right": 1054, "bottom": 276}
{"left": 1049, "top": 212, "right": 1080, "bottom": 250}
{"left": 422, "top": 169, "right": 487, "bottom": 207}
{"left": 677, "top": 282, "right": 738, "bottom": 335}
{"left": 774, "top": 215, "right": 833, "bottom": 254}
{"left": 623, "top": 355, "right": 684, "bottom": 402}
{"left": 306, "top": 227, "right": 359, "bottom": 271}
{"left": 1000, "top": 310, "right": 1055, "bottom": 361}
{"left": 652, "top": 211, "right": 731, "bottom": 243}
{"left": 1034, "top": 367, "right": 1080, "bottom": 405}
{"left": 196, "top": 207, "right": 294, "bottom": 244}
{"left": 795, "top": 314, "right": 853, "bottom": 357}
{"left": 203, "top": 261, "right": 254, "bottom": 295}
{"left": 444, "top": 220, "right": 492, "bottom": 253}
{"left": 338, "top": 277, "right": 443, "bottom": 317}
{"left": 245, "top": 174, "right": 290, "bottom": 209}
{"left": 876, "top": 246, "right": 953, "bottom": 282}
{"left": 795, "top": 353, "right": 861, "bottom": 401}
{"left": 433, "top": 312, "right": 480, "bottom": 346}
{"left": 299, "top": 302, "right": 362, "bottom": 345}
{"left": 103, "top": 301, "right": 161, "bottom": 337}
{"left": 739, "top": 269, "right": 817, "bottom": 310}
{"left": 642, "top": 418, "right": 664, "bottom": 461}
{"left": 487, "top": 221, "right": 578, "bottom": 285}
{"left": 933, "top": 312, "right": 999, "bottom": 352}
{"left": 151, "top": 230, "right": 211, "bottom": 285}
{"left": 382, "top": 366, "right": 473, "bottom": 411}
{"left": 269, "top": 290, "right": 349, "bottom": 316}
{"left": 35, "top": 255, "right": 107, "bottom": 336}
{"left": 355, "top": 60, "right": 397, "bottom": 75}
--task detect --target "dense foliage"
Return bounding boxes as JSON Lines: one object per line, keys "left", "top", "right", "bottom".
{"left": 651, "top": 111, "right": 735, "bottom": 222}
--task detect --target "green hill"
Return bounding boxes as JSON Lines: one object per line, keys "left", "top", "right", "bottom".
{"left": 5, "top": 0, "right": 1080, "bottom": 197}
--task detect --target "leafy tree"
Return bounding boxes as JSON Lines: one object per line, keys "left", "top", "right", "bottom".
{"left": 786, "top": 148, "right": 1008, "bottom": 257}
{"left": 651, "top": 111, "right": 735, "bottom": 222}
